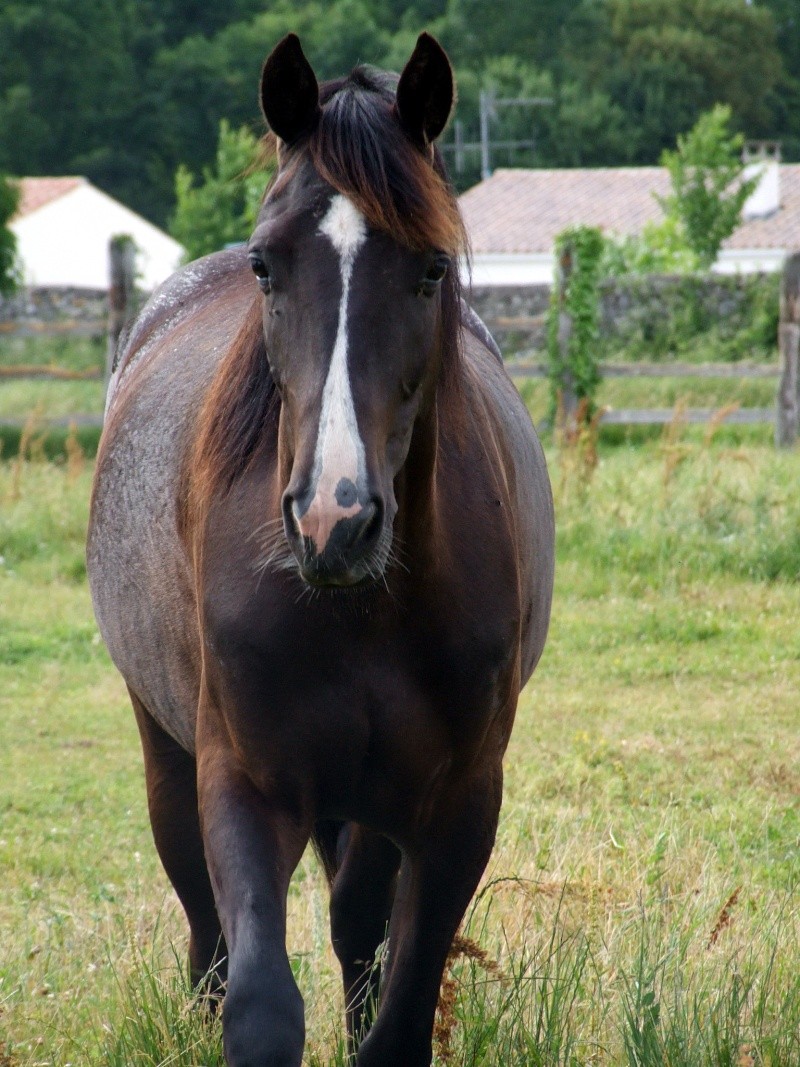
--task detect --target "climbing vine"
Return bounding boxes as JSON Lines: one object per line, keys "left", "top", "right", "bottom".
{"left": 546, "top": 225, "right": 606, "bottom": 424}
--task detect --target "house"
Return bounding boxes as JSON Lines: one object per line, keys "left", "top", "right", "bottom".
{"left": 459, "top": 162, "right": 800, "bottom": 286}
{"left": 10, "top": 177, "right": 185, "bottom": 291}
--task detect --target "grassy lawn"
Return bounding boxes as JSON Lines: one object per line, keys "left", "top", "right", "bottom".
{"left": 1, "top": 432, "right": 799, "bottom": 1065}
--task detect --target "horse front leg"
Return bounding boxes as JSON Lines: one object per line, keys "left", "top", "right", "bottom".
{"left": 197, "top": 743, "right": 311, "bottom": 1067}
{"left": 355, "top": 769, "right": 502, "bottom": 1067}
{"left": 313, "top": 821, "right": 401, "bottom": 1051}
{"left": 329, "top": 824, "right": 401, "bottom": 1049}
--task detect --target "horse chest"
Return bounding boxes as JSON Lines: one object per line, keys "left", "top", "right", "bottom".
{"left": 202, "top": 585, "right": 515, "bottom": 827}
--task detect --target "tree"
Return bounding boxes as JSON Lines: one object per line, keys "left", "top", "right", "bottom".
{"left": 658, "top": 104, "right": 758, "bottom": 268}
{"left": 170, "top": 121, "right": 273, "bottom": 261}
{"left": 0, "top": 175, "right": 20, "bottom": 296}
{"left": 563, "top": 0, "right": 784, "bottom": 164}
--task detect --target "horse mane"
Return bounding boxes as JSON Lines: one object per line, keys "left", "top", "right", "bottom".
{"left": 187, "top": 66, "right": 467, "bottom": 539}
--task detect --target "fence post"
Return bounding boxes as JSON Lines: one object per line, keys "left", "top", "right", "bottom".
{"left": 106, "top": 235, "right": 136, "bottom": 386}
{"left": 556, "top": 243, "right": 577, "bottom": 430}
{"left": 775, "top": 252, "right": 800, "bottom": 447}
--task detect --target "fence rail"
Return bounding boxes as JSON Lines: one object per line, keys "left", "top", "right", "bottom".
{"left": 0, "top": 365, "right": 102, "bottom": 381}
{"left": 0, "top": 414, "right": 104, "bottom": 429}
{"left": 502, "top": 358, "right": 779, "bottom": 426}
{"left": 506, "top": 359, "right": 780, "bottom": 380}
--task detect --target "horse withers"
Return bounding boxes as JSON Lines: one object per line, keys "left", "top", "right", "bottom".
{"left": 87, "top": 32, "right": 554, "bottom": 1067}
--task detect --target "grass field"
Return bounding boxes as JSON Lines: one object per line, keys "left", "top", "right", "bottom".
{"left": 1, "top": 427, "right": 799, "bottom": 1065}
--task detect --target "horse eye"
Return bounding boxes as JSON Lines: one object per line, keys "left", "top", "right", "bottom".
{"left": 248, "top": 252, "right": 272, "bottom": 294}
{"left": 426, "top": 254, "right": 450, "bottom": 282}
{"left": 416, "top": 254, "right": 450, "bottom": 297}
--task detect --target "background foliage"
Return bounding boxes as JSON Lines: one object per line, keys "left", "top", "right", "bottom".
{"left": 0, "top": 0, "right": 797, "bottom": 226}
{"left": 547, "top": 226, "right": 605, "bottom": 420}
{"left": 170, "top": 120, "right": 273, "bottom": 261}
{"left": 657, "top": 104, "right": 759, "bottom": 269}
{"left": 0, "top": 174, "right": 19, "bottom": 295}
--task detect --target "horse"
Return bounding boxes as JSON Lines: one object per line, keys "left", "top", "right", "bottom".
{"left": 87, "top": 32, "right": 554, "bottom": 1067}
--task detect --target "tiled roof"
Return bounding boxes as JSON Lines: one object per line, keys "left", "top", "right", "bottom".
{"left": 12, "top": 177, "right": 85, "bottom": 219}
{"left": 459, "top": 164, "right": 800, "bottom": 254}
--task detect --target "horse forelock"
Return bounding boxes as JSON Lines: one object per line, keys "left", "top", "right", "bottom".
{"left": 269, "top": 67, "right": 466, "bottom": 259}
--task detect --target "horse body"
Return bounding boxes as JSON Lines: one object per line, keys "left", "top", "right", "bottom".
{"left": 91, "top": 245, "right": 551, "bottom": 822}
{"left": 88, "top": 33, "right": 554, "bottom": 1067}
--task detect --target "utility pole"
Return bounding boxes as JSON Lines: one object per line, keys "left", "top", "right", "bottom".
{"left": 478, "top": 90, "right": 554, "bottom": 181}
{"left": 440, "top": 92, "right": 554, "bottom": 179}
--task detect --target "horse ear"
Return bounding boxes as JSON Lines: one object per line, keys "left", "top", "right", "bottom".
{"left": 395, "top": 33, "right": 454, "bottom": 148}
{"left": 260, "top": 34, "right": 320, "bottom": 146}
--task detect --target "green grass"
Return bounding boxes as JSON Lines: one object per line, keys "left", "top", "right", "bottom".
{"left": 0, "top": 336, "right": 105, "bottom": 374}
{"left": 516, "top": 373, "right": 779, "bottom": 433}
{"left": 1, "top": 436, "right": 799, "bottom": 1066}
{"left": 0, "top": 336, "right": 105, "bottom": 457}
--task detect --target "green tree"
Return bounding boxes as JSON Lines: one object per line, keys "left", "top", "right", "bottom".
{"left": 563, "top": 0, "right": 784, "bottom": 164}
{"left": 170, "top": 121, "right": 273, "bottom": 261}
{"left": 0, "top": 175, "right": 20, "bottom": 296}
{"left": 658, "top": 104, "right": 758, "bottom": 268}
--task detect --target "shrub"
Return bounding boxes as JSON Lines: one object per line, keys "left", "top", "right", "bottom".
{"left": 0, "top": 174, "right": 20, "bottom": 295}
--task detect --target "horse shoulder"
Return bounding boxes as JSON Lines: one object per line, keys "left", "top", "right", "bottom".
{"left": 455, "top": 330, "right": 555, "bottom": 684}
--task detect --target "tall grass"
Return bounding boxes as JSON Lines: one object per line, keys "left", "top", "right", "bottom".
{"left": 34, "top": 874, "right": 796, "bottom": 1067}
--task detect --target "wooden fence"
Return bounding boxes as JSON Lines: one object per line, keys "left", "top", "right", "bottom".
{"left": 1, "top": 252, "right": 799, "bottom": 442}
{"left": 495, "top": 251, "right": 799, "bottom": 441}
{"left": 0, "top": 238, "right": 133, "bottom": 431}
{"left": 503, "top": 357, "right": 778, "bottom": 426}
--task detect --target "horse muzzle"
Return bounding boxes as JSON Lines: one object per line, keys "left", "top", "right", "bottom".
{"left": 282, "top": 489, "right": 386, "bottom": 587}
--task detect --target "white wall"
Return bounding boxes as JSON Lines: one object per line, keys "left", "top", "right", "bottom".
{"left": 464, "top": 248, "right": 786, "bottom": 287}
{"left": 11, "top": 183, "right": 185, "bottom": 290}
{"left": 713, "top": 247, "right": 786, "bottom": 275}
{"left": 460, "top": 252, "right": 555, "bottom": 287}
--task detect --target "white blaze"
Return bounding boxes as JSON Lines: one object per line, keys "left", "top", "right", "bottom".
{"left": 301, "top": 195, "right": 368, "bottom": 551}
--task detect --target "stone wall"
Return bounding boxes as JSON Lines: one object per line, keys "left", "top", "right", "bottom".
{"left": 0, "top": 274, "right": 780, "bottom": 361}
{"left": 0, "top": 287, "right": 108, "bottom": 323}
{"left": 466, "top": 273, "right": 779, "bottom": 357}
{"left": 465, "top": 283, "right": 550, "bottom": 353}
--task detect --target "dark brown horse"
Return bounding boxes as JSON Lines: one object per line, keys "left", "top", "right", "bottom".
{"left": 87, "top": 32, "right": 554, "bottom": 1067}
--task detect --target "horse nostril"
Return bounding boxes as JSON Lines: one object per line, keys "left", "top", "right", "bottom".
{"left": 356, "top": 498, "right": 383, "bottom": 547}
{"left": 282, "top": 493, "right": 301, "bottom": 538}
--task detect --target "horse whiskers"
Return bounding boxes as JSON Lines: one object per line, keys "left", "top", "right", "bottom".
{"left": 251, "top": 525, "right": 301, "bottom": 592}
{"left": 246, "top": 515, "right": 285, "bottom": 544}
{"left": 249, "top": 519, "right": 409, "bottom": 597}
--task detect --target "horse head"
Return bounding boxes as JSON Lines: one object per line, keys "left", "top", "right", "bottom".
{"left": 247, "top": 33, "right": 464, "bottom": 588}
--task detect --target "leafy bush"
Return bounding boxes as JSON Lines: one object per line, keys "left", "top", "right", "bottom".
{"left": 602, "top": 105, "right": 758, "bottom": 276}
{"left": 601, "top": 216, "right": 700, "bottom": 277}
{"left": 0, "top": 174, "right": 20, "bottom": 295}
{"left": 170, "top": 121, "right": 274, "bottom": 262}
{"left": 598, "top": 273, "right": 780, "bottom": 364}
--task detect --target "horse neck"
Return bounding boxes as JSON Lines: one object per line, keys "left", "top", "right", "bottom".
{"left": 394, "top": 368, "right": 458, "bottom": 555}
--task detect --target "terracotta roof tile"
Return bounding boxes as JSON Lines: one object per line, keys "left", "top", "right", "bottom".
{"left": 459, "top": 165, "right": 800, "bottom": 254}
{"left": 12, "top": 177, "right": 85, "bottom": 220}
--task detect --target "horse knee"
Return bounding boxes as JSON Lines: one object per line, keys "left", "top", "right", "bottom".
{"left": 222, "top": 980, "right": 305, "bottom": 1067}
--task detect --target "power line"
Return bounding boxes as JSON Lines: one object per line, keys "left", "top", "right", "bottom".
{"left": 441, "top": 90, "right": 554, "bottom": 180}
